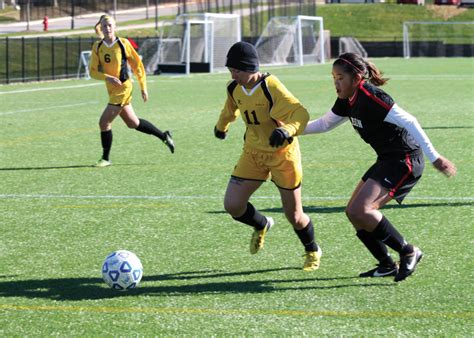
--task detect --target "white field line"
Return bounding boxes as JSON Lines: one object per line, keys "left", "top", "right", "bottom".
{"left": 0, "top": 101, "right": 99, "bottom": 116}
{"left": 0, "top": 82, "right": 103, "bottom": 95}
{"left": 0, "top": 79, "right": 156, "bottom": 95}
{"left": 0, "top": 194, "right": 472, "bottom": 202}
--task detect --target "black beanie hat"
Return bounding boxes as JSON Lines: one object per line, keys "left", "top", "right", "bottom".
{"left": 225, "top": 41, "right": 259, "bottom": 73}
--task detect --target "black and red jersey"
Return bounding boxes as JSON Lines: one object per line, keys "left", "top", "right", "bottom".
{"left": 331, "top": 80, "right": 420, "bottom": 159}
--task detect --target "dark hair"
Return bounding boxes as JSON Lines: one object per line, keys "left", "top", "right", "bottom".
{"left": 333, "top": 53, "right": 389, "bottom": 86}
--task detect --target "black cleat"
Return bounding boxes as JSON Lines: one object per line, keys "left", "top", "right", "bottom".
{"left": 163, "top": 130, "right": 175, "bottom": 153}
{"left": 359, "top": 263, "right": 398, "bottom": 278}
{"left": 394, "top": 246, "right": 423, "bottom": 282}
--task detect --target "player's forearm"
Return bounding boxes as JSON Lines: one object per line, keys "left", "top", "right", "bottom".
{"left": 303, "top": 110, "right": 347, "bottom": 135}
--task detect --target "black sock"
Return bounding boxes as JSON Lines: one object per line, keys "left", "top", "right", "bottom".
{"left": 135, "top": 118, "right": 165, "bottom": 140}
{"left": 232, "top": 202, "right": 267, "bottom": 230}
{"left": 356, "top": 229, "right": 394, "bottom": 266}
{"left": 372, "top": 216, "right": 407, "bottom": 253}
{"left": 100, "top": 130, "right": 112, "bottom": 161}
{"left": 294, "top": 220, "right": 319, "bottom": 252}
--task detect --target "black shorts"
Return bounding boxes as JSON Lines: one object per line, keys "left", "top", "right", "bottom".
{"left": 362, "top": 152, "right": 425, "bottom": 204}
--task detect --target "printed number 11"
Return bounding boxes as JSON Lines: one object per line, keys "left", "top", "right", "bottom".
{"left": 244, "top": 110, "right": 260, "bottom": 125}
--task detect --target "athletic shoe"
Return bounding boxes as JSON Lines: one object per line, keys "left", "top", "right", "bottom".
{"left": 95, "top": 158, "right": 112, "bottom": 167}
{"left": 394, "top": 246, "right": 423, "bottom": 282}
{"left": 249, "top": 217, "right": 274, "bottom": 254}
{"left": 359, "top": 263, "right": 398, "bottom": 278}
{"left": 163, "top": 130, "right": 175, "bottom": 153}
{"left": 303, "top": 248, "right": 322, "bottom": 271}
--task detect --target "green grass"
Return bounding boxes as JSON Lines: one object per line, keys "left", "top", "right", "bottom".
{"left": 0, "top": 58, "right": 473, "bottom": 335}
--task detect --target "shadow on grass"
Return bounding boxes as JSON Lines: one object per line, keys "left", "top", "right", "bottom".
{"left": 208, "top": 201, "right": 473, "bottom": 215}
{"left": 0, "top": 267, "right": 394, "bottom": 301}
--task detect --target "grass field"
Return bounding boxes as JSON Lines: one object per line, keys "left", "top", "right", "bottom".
{"left": 0, "top": 58, "right": 473, "bottom": 335}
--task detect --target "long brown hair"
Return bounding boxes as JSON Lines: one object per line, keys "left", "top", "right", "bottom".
{"left": 333, "top": 53, "right": 389, "bottom": 86}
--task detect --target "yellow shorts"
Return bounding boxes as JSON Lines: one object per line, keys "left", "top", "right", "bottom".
{"left": 232, "top": 145, "right": 302, "bottom": 190}
{"left": 106, "top": 79, "right": 132, "bottom": 107}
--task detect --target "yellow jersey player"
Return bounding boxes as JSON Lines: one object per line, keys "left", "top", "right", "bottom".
{"left": 214, "top": 41, "right": 322, "bottom": 271}
{"left": 89, "top": 15, "right": 174, "bottom": 167}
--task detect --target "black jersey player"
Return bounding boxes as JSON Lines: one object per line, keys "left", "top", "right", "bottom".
{"left": 304, "top": 53, "right": 456, "bottom": 282}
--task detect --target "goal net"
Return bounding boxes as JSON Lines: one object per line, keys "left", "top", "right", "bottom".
{"left": 255, "top": 15, "right": 326, "bottom": 66}
{"left": 141, "top": 13, "right": 241, "bottom": 74}
{"left": 403, "top": 21, "right": 474, "bottom": 58}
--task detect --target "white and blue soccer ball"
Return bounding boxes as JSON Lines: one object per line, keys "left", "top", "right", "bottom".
{"left": 102, "top": 250, "right": 143, "bottom": 290}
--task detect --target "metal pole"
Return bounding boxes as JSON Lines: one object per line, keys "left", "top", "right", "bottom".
{"left": 5, "top": 37, "right": 9, "bottom": 84}
{"left": 146, "top": 0, "right": 149, "bottom": 20}
{"left": 113, "top": 0, "right": 117, "bottom": 20}
{"left": 154, "top": 0, "right": 158, "bottom": 31}
{"left": 71, "top": 0, "right": 75, "bottom": 30}
{"left": 26, "top": 0, "right": 30, "bottom": 31}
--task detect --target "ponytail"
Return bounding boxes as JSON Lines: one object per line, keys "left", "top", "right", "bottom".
{"left": 334, "top": 53, "right": 389, "bottom": 86}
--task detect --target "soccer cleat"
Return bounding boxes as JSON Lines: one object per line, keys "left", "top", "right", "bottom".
{"left": 249, "top": 217, "right": 274, "bottom": 254}
{"left": 163, "top": 130, "right": 175, "bottom": 153}
{"left": 359, "top": 263, "right": 398, "bottom": 278}
{"left": 303, "top": 248, "right": 322, "bottom": 271}
{"left": 95, "top": 158, "right": 112, "bottom": 167}
{"left": 395, "top": 246, "right": 423, "bottom": 282}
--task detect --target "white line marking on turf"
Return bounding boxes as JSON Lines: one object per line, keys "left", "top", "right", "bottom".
{"left": 0, "top": 194, "right": 471, "bottom": 202}
{"left": 0, "top": 102, "right": 99, "bottom": 116}
{"left": 0, "top": 82, "right": 103, "bottom": 95}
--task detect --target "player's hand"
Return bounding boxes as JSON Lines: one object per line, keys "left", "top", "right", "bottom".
{"left": 269, "top": 128, "right": 290, "bottom": 147}
{"left": 214, "top": 126, "right": 227, "bottom": 140}
{"left": 141, "top": 90, "right": 148, "bottom": 102}
{"left": 106, "top": 75, "right": 122, "bottom": 87}
{"left": 433, "top": 155, "right": 457, "bottom": 177}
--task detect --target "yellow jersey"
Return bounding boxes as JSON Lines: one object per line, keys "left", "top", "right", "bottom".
{"left": 216, "top": 73, "right": 309, "bottom": 153}
{"left": 89, "top": 37, "right": 147, "bottom": 92}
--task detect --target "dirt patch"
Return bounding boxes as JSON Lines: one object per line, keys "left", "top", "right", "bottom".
{"left": 426, "top": 4, "right": 468, "bottom": 20}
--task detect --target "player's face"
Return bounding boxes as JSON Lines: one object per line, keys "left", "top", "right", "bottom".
{"left": 101, "top": 19, "right": 116, "bottom": 40}
{"left": 332, "top": 65, "right": 360, "bottom": 99}
{"left": 228, "top": 68, "right": 259, "bottom": 87}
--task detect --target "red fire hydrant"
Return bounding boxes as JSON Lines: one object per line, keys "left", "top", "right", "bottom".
{"left": 43, "top": 16, "right": 49, "bottom": 31}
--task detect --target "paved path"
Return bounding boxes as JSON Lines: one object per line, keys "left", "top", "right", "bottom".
{"left": 0, "top": 3, "right": 193, "bottom": 36}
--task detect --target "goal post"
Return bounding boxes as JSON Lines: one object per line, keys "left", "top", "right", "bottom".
{"left": 255, "top": 15, "right": 326, "bottom": 67}
{"left": 403, "top": 21, "right": 474, "bottom": 58}
{"left": 148, "top": 12, "right": 241, "bottom": 74}
{"left": 77, "top": 50, "right": 92, "bottom": 79}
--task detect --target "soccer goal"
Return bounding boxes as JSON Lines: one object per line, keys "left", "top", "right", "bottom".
{"left": 149, "top": 13, "right": 241, "bottom": 74}
{"left": 77, "top": 51, "right": 92, "bottom": 79}
{"left": 403, "top": 21, "right": 474, "bottom": 58}
{"left": 339, "top": 37, "right": 367, "bottom": 58}
{"left": 255, "top": 15, "right": 326, "bottom": 66}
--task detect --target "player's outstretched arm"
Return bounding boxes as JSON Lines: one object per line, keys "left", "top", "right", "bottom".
{"left": 432, "top": 155, "right": 457, "bottom": 177}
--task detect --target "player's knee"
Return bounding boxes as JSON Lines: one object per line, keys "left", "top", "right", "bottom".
{"left": 223, "top": 200, "right": 245, "bottom": 218}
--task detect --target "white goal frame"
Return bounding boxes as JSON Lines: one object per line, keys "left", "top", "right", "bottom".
{"left": 255, "top": 15, "right": 325, "bottom": 67}
{"left": 403, "top": 21, "right": 474, "bottom": 58}
{"left": 77, "top": 50, "right": 92, "bottom": 79}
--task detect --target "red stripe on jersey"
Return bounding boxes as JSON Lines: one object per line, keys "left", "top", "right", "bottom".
{"left": 389, "top": 153, "right": 413, "bottom": 197}
{"left": 359, "top": 82, "right": 393, "bottom": 111}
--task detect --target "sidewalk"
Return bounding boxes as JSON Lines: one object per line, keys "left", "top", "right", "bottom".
{"left": 0, "top": 3, "right": 183, "bottom": 36}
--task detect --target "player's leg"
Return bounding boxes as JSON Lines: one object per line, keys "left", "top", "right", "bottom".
{"left": 346, "top": 178, "right": 422, "bottom": 281}
{"left": 279, "top": 186, "right": 322, "bottom": 271}
{"left": 120, "top": 105, "right": 175, "bottom": 153}
{"left": 346, "top": 179, "right": 398, "bottom": 277}
{"left": 96, "top": 104, "right": 122, "bottom": 166}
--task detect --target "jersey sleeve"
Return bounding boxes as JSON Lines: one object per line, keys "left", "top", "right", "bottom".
{"left": 215, "top": 82, "right": 240, "bottom": 132}
{"left": 89, "top": 41, "right": 106, "bottom": 81}
{"left": 124, "top": 38, "right": 147, "bottom": 91}
{"left": 385, "top": 104, "right": 440, "bottom": 162}
{"left": 304, "top": 110, "right": 348, "bottom": 134}
{"left": 331, "top": 98, "right": 350, "bottom": 117}
{"left": 267, "top": 77, "right": 309, "bottom": 136}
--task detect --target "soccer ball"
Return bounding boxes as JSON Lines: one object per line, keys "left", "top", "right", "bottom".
{"left": 101, "top": 250, "right": 143, "bottom": 290}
